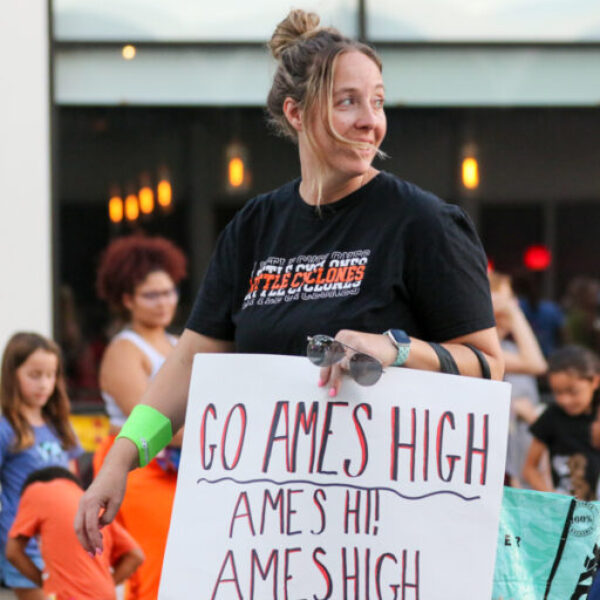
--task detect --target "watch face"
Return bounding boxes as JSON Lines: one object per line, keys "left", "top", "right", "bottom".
{"left": 391, "top": 329, "right": 410, "bottom": 345}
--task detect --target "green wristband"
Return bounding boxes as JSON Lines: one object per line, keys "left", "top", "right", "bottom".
{"left": 117, "top": 405, "right": 173, "bottom": 467}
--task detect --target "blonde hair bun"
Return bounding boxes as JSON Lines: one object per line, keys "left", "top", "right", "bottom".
{"left": 268, "top": 9, "right": 321, "bottom": 60}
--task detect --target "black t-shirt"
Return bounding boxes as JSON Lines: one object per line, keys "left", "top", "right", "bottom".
{"left": 186, "top": 171, "right": 494, "bottom": 356}
{"left": 530, "top": 404, "right": 600, "bottom": 500}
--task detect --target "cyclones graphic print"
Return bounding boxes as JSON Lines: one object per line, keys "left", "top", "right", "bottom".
{"left": 242, "top": 250, "right": 370, "bottom": 309}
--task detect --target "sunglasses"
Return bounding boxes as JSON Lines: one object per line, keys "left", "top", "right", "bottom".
{"left": 306, "top": 335, "right": 383, "bottom": 386}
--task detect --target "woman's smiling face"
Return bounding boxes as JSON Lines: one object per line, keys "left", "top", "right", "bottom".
{"left": 309, "top": 50, "right": 387, "bottom": 179}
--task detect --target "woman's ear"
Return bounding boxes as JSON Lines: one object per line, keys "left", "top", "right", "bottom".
{"left": 591, "top": 374, "right": 600, "bottom": 392}
{"left": 283, "top": 97, "right": 303, "bottom": 132}
{"left": 122, "top": 293, "right": 133, "bottom": 312}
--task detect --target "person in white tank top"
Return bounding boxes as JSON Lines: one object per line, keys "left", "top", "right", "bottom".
{"left": 94, "top": 234, "right": 187, "bottom": 600}
{"left": 102, "top": 329, "right": 177, "bottom": 429}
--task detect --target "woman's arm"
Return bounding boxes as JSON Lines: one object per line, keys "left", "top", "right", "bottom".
{"left": 522, "top": 437, "right": 553, "bottom": 492}
{"left": 100, "top": 339, "right": 152, "bottom": 418}
{"left": 75, "top": 329, "right": 233, "bottom": 554}
{"left": 320, "top": 327, "right": 505, "bottom": 395}
{"left": 406, "top": 327, "right": 504, "bottom": 379}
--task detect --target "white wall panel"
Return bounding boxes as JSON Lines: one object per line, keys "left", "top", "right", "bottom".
{"left": 0, "top": 0, "right": 52, "bottom": 349}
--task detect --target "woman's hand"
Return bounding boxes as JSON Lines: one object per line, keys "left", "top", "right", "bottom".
{"left": 74, "top": 439, "right": 136, "bottom": 554}
{"left": 319, "top": 330, "right": 397, "bottom": 397}
{"left": 318, "top": 326, "right": 505, "bottom": 395}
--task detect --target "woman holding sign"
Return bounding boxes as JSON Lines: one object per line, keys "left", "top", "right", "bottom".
{"left": 76, "top": 9, "right": 503, "bottom": 554}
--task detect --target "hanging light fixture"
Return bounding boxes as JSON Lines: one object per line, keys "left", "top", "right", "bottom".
{"left": 157, "top": 167, "right": 173, "bottom": 209}
{"left": 225, "top": 141, "right": 250, "bottom": 193}
{"left": 462, "top": 157, "right": 479, "bottom": 190}
{"left": 125, "top": 191, "right": 139, "bottom": 221}
{"left": 139, "top": 173, "right": 155, "bottom": 215}
{"left": 108, "top": 186, "right": 124, "bottom": 224}
{"left": 460, "top": 143, "right": 480, "bottom": 191}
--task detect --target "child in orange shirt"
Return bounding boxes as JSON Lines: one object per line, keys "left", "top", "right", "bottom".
{"left": 6, "top": 466, "right": 144, "bottom": 600}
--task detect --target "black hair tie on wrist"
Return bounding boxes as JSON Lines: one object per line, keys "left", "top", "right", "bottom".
{"left": 462, "top": 343, "right": 492, "bottom": 380}
{"left": 428, "top": 342, "right": 460, "bottom": 375}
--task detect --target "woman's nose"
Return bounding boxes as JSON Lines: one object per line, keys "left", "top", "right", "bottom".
{"left": 356, "top": 103, "right": 377, "bottom": 128}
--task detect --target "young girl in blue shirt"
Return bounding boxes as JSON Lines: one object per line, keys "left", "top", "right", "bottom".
{"left": 0, "top": 332, "right": 81, "bottom": 599}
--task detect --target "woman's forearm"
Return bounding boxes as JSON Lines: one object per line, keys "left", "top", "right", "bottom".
{"left": 405, "top": 336, "right": 505, "bottom": 381}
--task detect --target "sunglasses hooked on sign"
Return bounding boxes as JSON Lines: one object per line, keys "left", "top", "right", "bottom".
{"left": 306, "top": 335, "right": 383, "bottom": 386}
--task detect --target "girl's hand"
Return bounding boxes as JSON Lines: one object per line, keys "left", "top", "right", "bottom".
{"left": 319, "top": 329, "right": 397, "bottom": 397}
{"left": 491, "top": 288, "right": 519, "bottom": 323}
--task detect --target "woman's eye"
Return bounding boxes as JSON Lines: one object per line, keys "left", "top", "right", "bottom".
{"left": 374, "top": 98, "right": 385, "bottom": 109}
{"left": 339, "top": 97, "right": 353, "bottom": 106}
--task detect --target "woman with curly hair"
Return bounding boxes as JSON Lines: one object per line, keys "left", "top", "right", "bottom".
{"left": 93, "top": 234, "right": 186, "bottom": 600}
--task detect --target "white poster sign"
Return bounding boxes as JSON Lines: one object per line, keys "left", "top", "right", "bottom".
{"left": 161, "top": 354, "right": 510, "bottom": 599}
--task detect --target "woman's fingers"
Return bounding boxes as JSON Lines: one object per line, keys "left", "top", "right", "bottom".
{"left": 327, "top": 363, "right": 344, "bottom": 396}
{"left": 75, "top": 493, "right": 105, "bottom": 554}
{"left": 316, "top": 329, "right": 396, "bottom": 394}
{"left": 319, "top": 365, "right": 331, "bottom": 387}
{"left": 75, "top": 465, "right": 127, "bottom": 554}
{"left": 319, "top": 363, "right": 345, "bottom": 397}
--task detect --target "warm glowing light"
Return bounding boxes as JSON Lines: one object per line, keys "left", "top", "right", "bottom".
{"left": 125, "top": 194, "right": 139, "bottom": 221}
{"left": 228, "top": 157, "right": 245, "bottom": 188}
{"left": 139, "top": 186, "right": 154, "bottom": 214}
{"left": 157, "top": 180, "right": 172, "bottom": 208}
{"left": 122, "top": 45, "right": 136, "bottom": 60}
{"left": 108, "top": 196, "right": 123, "bottom": 223}
{"left": 462, "top": 157, "right": 479, "bottom": 189}
{"left": 487, "top": 259, "right": 495, "bottom": 273}
{"left": 524, "top": 245, "right": 551, "bottom": 271}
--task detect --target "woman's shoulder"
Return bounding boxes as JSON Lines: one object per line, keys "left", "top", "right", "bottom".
{"left": 103, "top": 333, "right": 146, "bottom": 361}
{"left": 375, "top": 171, "right": 473, "bottom": 240}
{"left": 219, "top": 179, "right": 300, "bottom": 240}
{"left": 99, "top": 333, "right": 151, "bottom": 378}
{"left": 237, "top": 179, "right": 298, "bottom": 216}
{"left": 375, "top": 172, "right": 456, "bottom": 217}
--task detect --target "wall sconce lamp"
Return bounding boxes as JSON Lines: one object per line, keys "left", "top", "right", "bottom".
{"left": 225, "top": 141, "right": 250, "bottom": 192}
{"left": 460, "top": 143, "right": 480, "bottom": 191}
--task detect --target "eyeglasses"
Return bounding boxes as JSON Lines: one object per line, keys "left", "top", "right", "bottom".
{"left": 137, "top": 288, "right": 179, "bottom": 302}
{"left": 306, "top": 335, "right": 383, "bottom": 386}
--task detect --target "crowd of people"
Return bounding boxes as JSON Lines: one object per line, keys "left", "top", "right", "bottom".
{"left": 1, "top": 7, "right": 600, "bottom": 599}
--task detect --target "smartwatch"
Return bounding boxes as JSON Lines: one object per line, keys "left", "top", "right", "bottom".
{"left": 384, "top": 329, "right": 411, "bottom": 367}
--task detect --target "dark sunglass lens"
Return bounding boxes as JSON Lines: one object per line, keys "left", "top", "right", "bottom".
{"left": 307, "top": 340, "right": 327, "bottom": 366}
{"left": 307, "top": 338, "right": 345, "bottom": 367}
{"left": 349, "top": 354, "right": 382, "bottom": 386}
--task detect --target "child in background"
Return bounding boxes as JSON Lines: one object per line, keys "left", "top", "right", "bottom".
{"left": 6, "top": 466, "right": 144, "bottom": 600}
{"left": 0, "top": 332, "right": 83, "bottom": 599}
{"left": 523, "top": 345, "right": 600, "bottom": 500}
{"left": 489, "top": 271, "right": 547, "bottom": 486}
